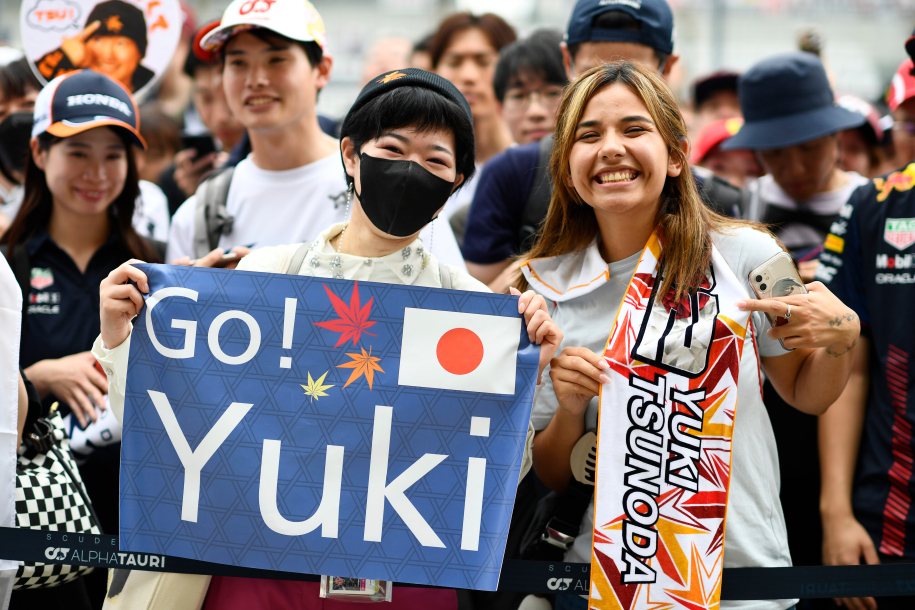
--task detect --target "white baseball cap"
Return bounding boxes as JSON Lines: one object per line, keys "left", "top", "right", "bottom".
{"left": 199, "top": 0, "right": 327, "bottom": 53}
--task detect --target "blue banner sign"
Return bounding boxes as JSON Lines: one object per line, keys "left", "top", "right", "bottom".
{"left": 120, "top": 264, "right": 538, "bottom": 590}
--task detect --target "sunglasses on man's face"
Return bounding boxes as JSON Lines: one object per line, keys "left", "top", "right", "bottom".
{"left": 893, "top": 121, "right": 915, "bottom": 136}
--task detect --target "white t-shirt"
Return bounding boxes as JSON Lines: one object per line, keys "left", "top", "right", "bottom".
{"left": 743, "top": 172, "right": 869, "bottom": 252}
{"left": 167, "top": 153, "right": 467, "bottom": 270}
{"left": 133, "top": 180, "right": 171, "bottom": 242}
{"left": 529, "top": 227, "right": 797, "bottom": 610}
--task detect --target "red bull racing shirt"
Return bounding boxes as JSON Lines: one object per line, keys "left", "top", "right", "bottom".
{"left": 818, "top": 162, "right": 915, "bottom": 557}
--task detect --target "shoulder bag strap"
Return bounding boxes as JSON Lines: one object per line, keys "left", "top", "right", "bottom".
{"left": 193, "top": 167, "right": 236, "bottom": 258}
{"left": 285, "top": 243, "right": 312, "bottom": 275}
{"left": 439, "top": 264, "right": 453, "bottom": 290}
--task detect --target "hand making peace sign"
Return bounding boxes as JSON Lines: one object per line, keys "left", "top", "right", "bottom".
{"left": 60, "top": 20, "right": 101, "bottom": 67}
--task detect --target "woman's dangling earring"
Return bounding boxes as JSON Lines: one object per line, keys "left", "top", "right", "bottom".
{"left": 337, "top": 182, "right": 353, "bottom": 254}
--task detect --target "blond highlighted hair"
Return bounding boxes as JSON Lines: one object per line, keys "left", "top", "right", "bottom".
{"left": 517, "top": 60, "right": 761, "bottom": 302}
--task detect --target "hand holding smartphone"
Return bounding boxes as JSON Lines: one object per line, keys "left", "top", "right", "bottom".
{"left": 747, "top": 252, "right": 808, "bottom": 350}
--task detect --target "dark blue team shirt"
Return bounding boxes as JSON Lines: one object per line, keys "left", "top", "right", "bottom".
{"left": 20, "top": 227, "right": 132, "bottom": 389}
{"left": 819, "top": 163, "right": 915, "bottom": 558}
{"left": 461, "top": 142, "right": 539, "bottom": 265}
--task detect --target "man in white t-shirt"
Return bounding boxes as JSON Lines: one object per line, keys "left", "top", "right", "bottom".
{"left": 167, "top": 0, "right": 466, "bottom": 270}
{"left": 723, "top": 51, "right": 868, "bottom": 574}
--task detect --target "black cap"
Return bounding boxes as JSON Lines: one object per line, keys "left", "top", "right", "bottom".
{"left": 723, "top": 52, "right": 864, "bottom": 150}
{"left": 344, "top": 68, "right": 472, "bottom": 128}
{"left": 693, "top": 71, "right": 739, "bottom": 109}
{"left": 85, "top": 0, "right": 148, "bottom": 58}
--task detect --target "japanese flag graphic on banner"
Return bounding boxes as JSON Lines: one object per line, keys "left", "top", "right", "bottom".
{"left": 398, "top": 308, "right": 521, "bottom": 395}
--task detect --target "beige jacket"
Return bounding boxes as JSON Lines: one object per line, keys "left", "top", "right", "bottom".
{"left": 93, "top": 224, "right": 536, "bottom": 609}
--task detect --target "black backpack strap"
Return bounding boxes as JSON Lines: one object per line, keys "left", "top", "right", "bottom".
{"left": 193, "top": 167, "right": 236, "bottom": 259}
{"left": 514, "top": 135, "right": 554, "bottom": 254}
{"left": 285, "top": 243, "right": 312, "bottom": 275}
{"left": 694, "top": 169, "right": 742, "bottom": 218}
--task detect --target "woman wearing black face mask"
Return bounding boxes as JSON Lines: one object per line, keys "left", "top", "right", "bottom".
{"left": 94, "top": 69, "right": 563, "bottom": 609}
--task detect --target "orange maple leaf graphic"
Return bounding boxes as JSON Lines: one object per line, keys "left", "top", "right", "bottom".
{"left": 337, "top": 347, "right": 385, "bottom": 389}
{"left": 377, "top": 70, "right": 407, "bottom": 84}
{"left": 313, "top": 282, "right": 377, "bottom": 347}
{"left": 105, "top": 15, "right": 124, "bottom": 33}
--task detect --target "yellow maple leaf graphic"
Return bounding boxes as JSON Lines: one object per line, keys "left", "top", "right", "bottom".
{"left": 301, "top": 371, "right": 334, "bottom": 402}
{"left": 337, "top": 347, "right": 384, "bottom": 389}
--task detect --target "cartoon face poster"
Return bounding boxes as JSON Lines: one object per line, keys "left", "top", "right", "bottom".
{"left": 20, "top": 0, "right": 181, "bottom": 100}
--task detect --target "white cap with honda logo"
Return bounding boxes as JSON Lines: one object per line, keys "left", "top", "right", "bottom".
{"left": 199, "top": 0, "right": 327, "bottom": 53}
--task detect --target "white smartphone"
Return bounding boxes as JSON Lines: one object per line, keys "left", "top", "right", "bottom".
{"left": 747, "top": 252, "right": 808, "bottom": 351}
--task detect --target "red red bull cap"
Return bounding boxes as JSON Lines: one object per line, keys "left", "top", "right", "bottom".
{"left": 691, "top": 118, "right": 745, "bottom": 164}
{"left": 887, "top": 59, "right": 915, "bottom": 112}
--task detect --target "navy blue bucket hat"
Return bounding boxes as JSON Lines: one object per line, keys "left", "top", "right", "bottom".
{"left": 722, "top": 52, "right": 864, "bottom": 151}
{"left": 565, "top": 0, "right": 674, "bottom": 55}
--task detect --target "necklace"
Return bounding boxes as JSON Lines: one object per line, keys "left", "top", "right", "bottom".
{"left": 336, "top": 184, "right": 353, "bottom": 254}
{"left": 608, "top": 264, "right": 627, "bottom": 287}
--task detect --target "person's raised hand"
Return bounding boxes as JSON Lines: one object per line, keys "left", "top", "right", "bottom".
{"left": 25, "top": 352, "right": 108, "bottom": 428}
{"left": 822, "top": 511, "right": 879, "bottom": 610}
{"left": 99, "top": 260, "right": 148, "bottom": 350}
{"left": 548, "top": 346, "right": 609, "bottom": 418}
{"left": 511, "top": 287, "right": 563, "bottom": 383}
{"left": 798, "top": 259, "right": 819, "bottom": 283}
{"left": 173, "top": 148, "right": 218, "bottom": 198}
{"left": 60, "top": 20, "right": 100, "bottom": 67}
{"left": 737, "top": 281, "right": 860, "bottom": 356}
{"left": 172, "top": 246, "right": 251, "bottom": 269}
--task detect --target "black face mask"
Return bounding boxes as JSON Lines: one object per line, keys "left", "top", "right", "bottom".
{"left": 355, "top": 152, "right": 455, "bottom": 238}
{"left": 0, "top": 112, "right": 32, "bottom": 184}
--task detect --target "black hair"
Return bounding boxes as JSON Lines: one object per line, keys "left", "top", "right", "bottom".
{"left": 183, "top": 44, "right": 211, "bottom": 78}
{"left": 139, "top": 103, "right": 181, "bottom": 158}
{"left": 219, "top": 28, "right": 323, "bottom": 68}
{"left": 413, "top": 33, "right": 434, "bottom": 54}
{"left": 340, "top": 86, "right": 475, "bottom": 190}
{"left": 1, "top": 130, "right": 160, "bottom": 263}
{"left": 494, "top": 29, "right": 565, "bottom": 102}
{"left": 0, "top": 58, "right": 41, "bottom": 102}
{"left": 567, "top": 11, "right": 669, "bottom": 69}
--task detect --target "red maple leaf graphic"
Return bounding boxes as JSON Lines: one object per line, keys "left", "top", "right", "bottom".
{"left": 313, "top": 282, "right": 377, "bottom": 347}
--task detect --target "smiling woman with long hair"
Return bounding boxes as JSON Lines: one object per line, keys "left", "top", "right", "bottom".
{"left": 1, "top": 69, "right": 159, "bottom": 609}
{"left": 519, "top": 61, "right": 860, "bottom": 610}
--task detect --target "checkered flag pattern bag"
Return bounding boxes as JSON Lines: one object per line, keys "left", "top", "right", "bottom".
{"left": 14, "top": 410, "right": 101, "bottom": 589}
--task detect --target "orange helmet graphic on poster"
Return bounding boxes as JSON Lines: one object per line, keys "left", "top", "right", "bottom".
{"left": 20, "top": 0, "right": 181, "bottom": 100}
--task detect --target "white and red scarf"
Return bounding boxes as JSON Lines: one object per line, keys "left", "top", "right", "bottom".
{"left": 525, "top": 233, "right": 750, "bottom": 610}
